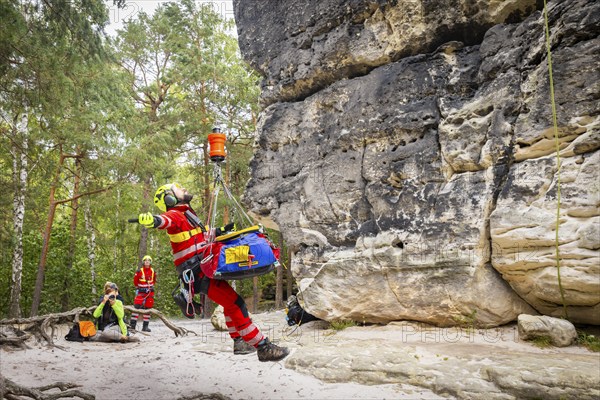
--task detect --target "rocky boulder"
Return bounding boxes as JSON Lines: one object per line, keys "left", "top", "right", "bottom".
{"left": 517, "top": 314, "right": 578, "bottom": 347}
{"left": 211, "top": 305, "right": 227, "bottom": 331}
{"left": 236, "top": 0, "right": 600, "bottom": 326}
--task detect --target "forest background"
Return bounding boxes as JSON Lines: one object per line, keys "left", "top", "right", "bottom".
{"left": 0, "top": 0, "right": 293, "bottom": 319}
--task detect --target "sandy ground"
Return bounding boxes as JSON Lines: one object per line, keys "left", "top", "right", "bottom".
{"left": 0, "top": 311, "right": 441, "bottom": 400}
{"left": 3, "top": 311, "right": 597, "bottom": 400}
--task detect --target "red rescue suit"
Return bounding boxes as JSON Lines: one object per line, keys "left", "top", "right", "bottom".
{"left": 156, "top": 204, "right": 264, "bottom": 347}
{"left": 133, "top": 266, "right": 156, "bottom": 308}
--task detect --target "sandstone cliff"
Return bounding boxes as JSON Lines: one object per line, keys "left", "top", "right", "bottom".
{"left": 235, "top": 0, "right": 600, "bottom": 326}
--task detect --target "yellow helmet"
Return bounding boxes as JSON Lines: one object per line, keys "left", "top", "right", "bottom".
{"left": 154, "top": 183, "right": 181, "bottom": 212}
{"left": 142, "top": 255, "right": 152, "bottom": 263}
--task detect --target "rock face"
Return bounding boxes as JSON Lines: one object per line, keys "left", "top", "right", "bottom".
{"left": 284, "top": 322, "right": 600, "bottom": 399}
{"left": 235, "top": 0, "right": 600, "bottom": 326}
{"left": 235, "top": 0, "right": 542, "bottom": 106}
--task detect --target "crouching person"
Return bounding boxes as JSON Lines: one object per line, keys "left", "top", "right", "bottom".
{"left": 91, "top": 282, "right": 139, "bottom": 343}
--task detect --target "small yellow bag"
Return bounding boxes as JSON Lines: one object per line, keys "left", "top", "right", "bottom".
{"left": 79, "top": 321, "right": 97, "bottom": 337}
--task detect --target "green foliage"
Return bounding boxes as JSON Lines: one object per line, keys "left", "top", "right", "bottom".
{"left": 0, "top": 0, "right": 109, "bottom": 118}
{"left": 452, "top": 309, "right": 478, "bottom": 329}
{"left": 528, "top": 335, "right": 553, "bottom": 349}
{"left": 577, "top": 330, "right": 600, "bottom": 352}
{"left": 330, "top": 319, "right": 358, "bottom": 331}
{"left": 0, "top": 0, "right": 272, "bottom": 319}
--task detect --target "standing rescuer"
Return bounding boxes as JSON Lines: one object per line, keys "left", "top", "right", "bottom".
{"left": 137, "top": 182, "right": 289, "bottom": 362}
{"left": 130, "top": 255, "right": 156, "bottom": 332}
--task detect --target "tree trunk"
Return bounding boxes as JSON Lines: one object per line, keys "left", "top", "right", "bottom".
{"left": 84, "top": 200, "right": 97, "bottom": 300}
{"left": 275, "top": 232, "right": 284, "bottom": 308}
{"left": 113, "top": 188, "right": 122, "bottom": 274}
{"left": 31, "top": 205, "right": 56, "bottom": 317}
{"left": 286, "top": 249, "right": 294, "bottom": 299}
{"left": 31, "top": 150, "right": 66, "bottom": 316}
{"left": 275, "top": 263, "right": 284, "bottom": 309}
{"left": 62, "top": 155, "right": 82, "bottom": 311}
{"left": 9, "top": 114, "right": 28, "bottom": 318}
{"left": 30, "top": 150, "right": 106, "bottom": 315}
{"left": 137, "top": 177, "right": 151, "bottom": 269}
{"left": 252, "top": 276, "right": 259, "bottom": 313}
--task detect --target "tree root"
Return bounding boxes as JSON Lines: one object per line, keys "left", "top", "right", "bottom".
{"left": 0, "top": 331, "right": 32, "bottom": 349}
{"left": 0, "top": 374, "right": 95, "bottom": 400}
{"left": 122, "top": 306, "right": 197, "bottom": 337}
{"left": 0, "top": 307, "right": 95, "bottom": 349}
{"left": 0, "top": 306, "right": 195, "bottom": 349}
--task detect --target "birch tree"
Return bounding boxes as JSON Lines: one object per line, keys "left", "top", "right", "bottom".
{"left": 83, "top": 199, "right": 97, "bottom": 300}
{"left": 7, "top": 114, "right": 28, "bottom": 318}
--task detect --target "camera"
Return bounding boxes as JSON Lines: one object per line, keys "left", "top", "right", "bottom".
{"left": 108, "top": 294, "right": 116, "bottom": 300}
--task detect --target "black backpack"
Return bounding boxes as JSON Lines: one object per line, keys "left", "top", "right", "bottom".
{"left": 64, "top": 323, "right": 85, "bottom": 342}
{"left": 286, "top": 296, "right": 320, "bottom": 326}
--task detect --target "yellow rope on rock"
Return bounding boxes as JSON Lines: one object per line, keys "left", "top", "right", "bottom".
{"left": 543, "top": 0, "right": 568, "bottom": 319}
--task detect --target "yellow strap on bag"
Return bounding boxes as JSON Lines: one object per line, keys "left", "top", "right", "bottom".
{"left": 225, "top": 245, "right": 250, "bottom": 264}
{"left": 79, "top": 321, "right": 97, "bottom": 337}
{"left": 168, "top": 227, "right": 203, "bottom": 243}
{"left": 216, "top": 225, "right": 261, "bottom": 242}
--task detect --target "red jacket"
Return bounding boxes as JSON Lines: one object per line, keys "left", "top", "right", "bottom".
{"left": 155, "top": 204, "right": 207, "bottom": 266}
{"left": 133, "top": 266, "right": 156, "bottom": 289}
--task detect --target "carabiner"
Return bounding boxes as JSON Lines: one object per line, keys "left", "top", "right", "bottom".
{"left": 182, "top": 268, "right": 195, "bottom": 284}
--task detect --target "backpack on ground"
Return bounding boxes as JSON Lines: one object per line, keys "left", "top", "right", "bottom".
{"left": 286, "top": 295, "right": 320, "bottom": 326}
{"left": 65, "top": 321, "right": 96, "bottom": 342}
{"left": 65, "top": 323, "right": 85, "bottom": 342}
{"left": 79, "top": 320, "right": 96, "bottom": 338}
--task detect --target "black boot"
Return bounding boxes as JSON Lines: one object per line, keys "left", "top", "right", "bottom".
{"left": 256, "top": 338, "right": 289, "bottom": 362}
{"left": 142, "top": 321, "right": 151, "bottom": 332}
{"left": 129, "top": 319, "right": 137, "bottom": 331}
{"left": 233, "top": 337, "right": 256, "bottom": 355}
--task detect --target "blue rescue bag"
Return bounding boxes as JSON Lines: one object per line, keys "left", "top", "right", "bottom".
{"left": 210, "top": 230, "right": 278, "bottom": 280}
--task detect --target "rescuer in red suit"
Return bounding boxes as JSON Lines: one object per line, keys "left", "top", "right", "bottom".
{"left": 130, "top": 255, "right": 156, "bottom": 332}
{"left": 138, "top": 182, "right": 289, "bottom": 362}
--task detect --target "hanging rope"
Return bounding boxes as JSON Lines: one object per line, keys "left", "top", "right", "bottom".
{"left": 543, "top": 0, "right": 568, "bottom": 319}
{"left": 208, "top": 162, "right": 254, "bottom": 232}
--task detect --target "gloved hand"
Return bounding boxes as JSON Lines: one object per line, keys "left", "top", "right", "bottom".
{"left": 138, "top": 212, "right": 155, "bottom": 228}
